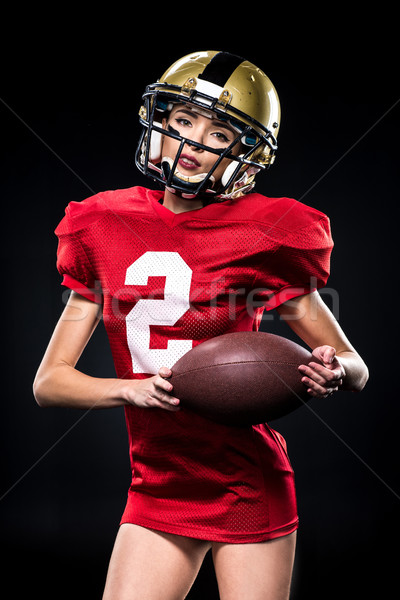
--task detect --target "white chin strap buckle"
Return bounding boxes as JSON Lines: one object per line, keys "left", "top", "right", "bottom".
{"left": 165, "top": 186, "right": 197, "bottom": 200}
{"left": 162, "top": 156, "right": 216, "bottom": 186}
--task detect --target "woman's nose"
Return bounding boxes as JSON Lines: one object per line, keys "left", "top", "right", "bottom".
{"left": 186, "top": 126, "right": 205, "bottom": 151}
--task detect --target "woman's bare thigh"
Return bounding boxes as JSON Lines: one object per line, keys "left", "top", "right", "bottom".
{"left": 211, "top": 531, "right": 297, "bottom": 600}
{"left": 102, "top": 523, "right": 211, "bottom": 600}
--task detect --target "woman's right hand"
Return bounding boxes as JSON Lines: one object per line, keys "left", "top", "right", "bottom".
{"left": 33, "top": 293, "right": 181, "bottom": 412}
{"left": 124, "top": 367, "right": 180, "bottom": 412}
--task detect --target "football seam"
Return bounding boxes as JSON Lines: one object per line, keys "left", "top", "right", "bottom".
{"left": 172, "top": 359, "right": 301, "bottom": 378}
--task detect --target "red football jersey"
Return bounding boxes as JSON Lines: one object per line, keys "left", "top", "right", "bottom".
{"left": 55, "top": 186, "right": 333, "bottom": 542}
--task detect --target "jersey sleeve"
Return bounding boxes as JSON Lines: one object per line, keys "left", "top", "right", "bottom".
{"left": 255, "top": 214, "right": 333, "bottom": 310}
{"left": 54, "top": 201, "right": 103, "bottom": 304}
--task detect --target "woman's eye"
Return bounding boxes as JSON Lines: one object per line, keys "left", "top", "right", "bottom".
{"left": 210, "top": 131, "right": 234, "bottom": 146}
{"left": 175, "top": 118, "right": 191, "bottom": 127}
{"left": 213, "top": 131, "right": 229, "bottom": 143}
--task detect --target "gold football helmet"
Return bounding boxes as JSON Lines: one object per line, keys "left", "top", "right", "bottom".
{"left": 136, "top": 50, "right": 281, "bottom": 200}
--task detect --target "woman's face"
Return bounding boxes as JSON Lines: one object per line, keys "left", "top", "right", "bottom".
{"left": 161, "top": 104, "right": 242, "bottom": 185}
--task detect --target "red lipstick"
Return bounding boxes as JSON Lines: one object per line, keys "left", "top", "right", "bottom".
{"left": 178, "top": 154, "right": 201, "bottom": 169}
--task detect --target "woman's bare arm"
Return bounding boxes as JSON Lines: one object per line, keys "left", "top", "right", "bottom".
{"left": 276, "top": 291, "right": 369, "bottom": 398}
{"left": 33, "top": 292, "right": 180, "bottom": 411}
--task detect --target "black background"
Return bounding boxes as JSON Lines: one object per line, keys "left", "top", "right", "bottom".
{"left": 2, "top": 12, "right": 399, "bottom": 599}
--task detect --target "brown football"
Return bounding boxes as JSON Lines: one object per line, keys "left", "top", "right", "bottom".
{"left": 170, "top": 331, "right": 315, "bottom": 426}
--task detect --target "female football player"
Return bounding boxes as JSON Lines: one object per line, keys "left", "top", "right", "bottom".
{"left": 33, "top": 51, "right": 368, "bottom": 599}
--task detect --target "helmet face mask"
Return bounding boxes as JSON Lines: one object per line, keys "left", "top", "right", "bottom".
{"left": 135, "top": 51, "right": 280, "bottom": 201}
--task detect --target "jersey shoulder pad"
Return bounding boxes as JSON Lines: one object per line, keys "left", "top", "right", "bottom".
{"left": 54, "top": 186, "right": 147, "bottom": 235}
{"left": 238, "top": 193, "right": 329, "bottom": 233}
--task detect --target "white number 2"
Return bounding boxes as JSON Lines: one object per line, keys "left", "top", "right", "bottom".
{"left": 124, "top": 251, "right": 193, "bottom": 373}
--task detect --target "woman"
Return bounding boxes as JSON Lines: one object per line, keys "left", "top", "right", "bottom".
{"left": 33, "top": 51, "right": 368, "bottom": 599}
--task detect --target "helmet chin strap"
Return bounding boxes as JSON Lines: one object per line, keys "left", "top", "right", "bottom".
{"left": 161, "top": 156, "right": 215, "bottom": 185}
{"left": 161, "top": 156, "right": 216, "bottom": 199}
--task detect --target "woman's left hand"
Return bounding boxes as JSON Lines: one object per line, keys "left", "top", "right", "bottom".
{"left": 298, "top": 345, "right": 346, "bottom": 399}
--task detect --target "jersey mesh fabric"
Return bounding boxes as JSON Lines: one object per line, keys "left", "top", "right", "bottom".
{"left": 55, "top": 186, "right": 333, "bottom": 542}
